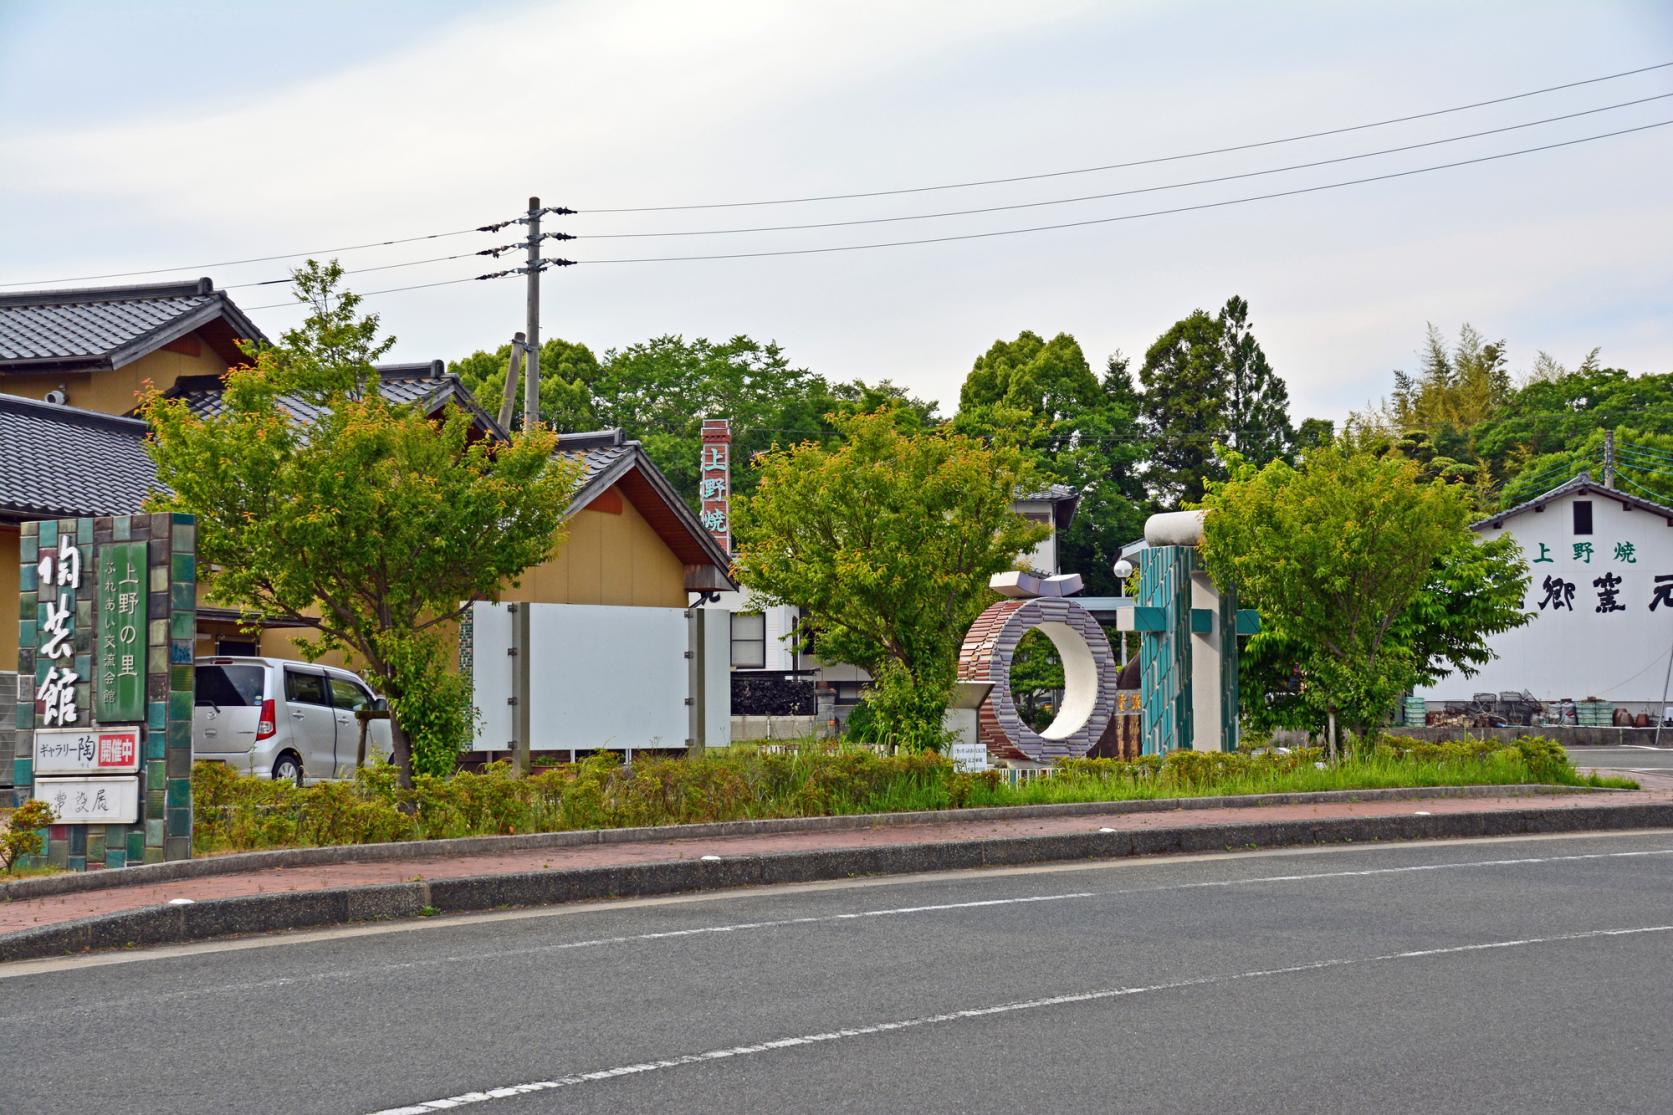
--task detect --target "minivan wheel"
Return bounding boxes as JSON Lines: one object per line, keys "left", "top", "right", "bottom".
{"left": 272, "top": 752, "right": 304, "bottom": 787}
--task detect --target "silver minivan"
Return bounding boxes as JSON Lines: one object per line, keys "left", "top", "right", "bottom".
{"left": 193, "top": 657, "right": 394, "bottom": 784}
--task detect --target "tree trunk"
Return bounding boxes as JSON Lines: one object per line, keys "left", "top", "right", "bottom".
{"left": 1326, "top": 711, "right": 1338, "bottom": 764}
{"left": 386, "top": 708, "right": 416, "bottom": 792}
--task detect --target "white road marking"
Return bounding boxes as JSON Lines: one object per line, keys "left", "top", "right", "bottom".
{"left": 5, "top": 844, "right": 1671, "bottom": 1022}
{"left": 366, "top": 923, "right": 1673, "bottom": 1114}
{"left": 10, "top": 829, "right": 1668, "bottom": 982}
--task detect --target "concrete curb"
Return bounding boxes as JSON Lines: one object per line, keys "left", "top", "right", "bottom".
{"left": 3, "top": 799, "right": 1670, "bottom": 965}
{"left": 0, "top": 783, "right": 1588, "bottom": 903}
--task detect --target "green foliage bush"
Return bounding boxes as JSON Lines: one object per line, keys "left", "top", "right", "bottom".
{"left": 191, "top": 734, "right": 1613, "bottom": 855}
{"left": 1, "top": 799, "right": 56, "bottom": 872}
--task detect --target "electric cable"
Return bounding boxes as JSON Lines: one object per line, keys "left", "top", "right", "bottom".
{"left": 243, "top": 274, "right": 495, "bottom": 312}
{"left": 1618, "top": 441, "right": 1673, "bottom": 462}
{"left": 580, "top": 61, "right": 1673, "bottom": 212}
{"left": 576, "top": 119, "right": 1673, "bottom": 264}
{"left": 579, "top": 93, "right": 1673, "bottom": 239}
{"left": 0, "top": 223, "right": 526, "bottom": 290}
{"left": 1617, "top": 473, "right": 1673, "bottom": 503}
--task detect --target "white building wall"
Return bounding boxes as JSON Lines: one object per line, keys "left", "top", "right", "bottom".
{"left": 710, "top": 588, "right": 799, "bottom": 671}
{"left": 1415, "top": 490, "right": 1673, "bottom": 703}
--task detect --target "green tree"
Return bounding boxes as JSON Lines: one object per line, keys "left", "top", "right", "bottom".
{"left": 1009, "top": 629, "right": 1065, "bottom": 731}
{"left": 449, "top": 338, "right": 603, "bottom": 432}
{"left": 733, "top": 409, "right": 1045, "bottom": 749}
{"left": 1139, "top": 309, "right": 1227, "bottom": 507}
{"left": 1218, "top": 295, "right": 1293, "bottom": 465}
{"left": 144, "top": 262, "right": 579, "bottom": 786}
{"left": 1139, "top": 296, "right": 1293, "bottom": 507}
{"left": 1200, "top": 446, "right": 1525, "bottom": 753}
{"left": 593, "top": 335, "right": 839, "bottom": 504}
{"left": 957, "top": 334, "right": 1150, "bottom": 592}
{"left": 1294, "top": 417, "right": 1336, "bottom": 453}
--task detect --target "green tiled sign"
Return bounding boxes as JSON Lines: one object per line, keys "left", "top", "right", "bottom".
{"left": 95, "top": 541, "right": 148, "bottom": 723}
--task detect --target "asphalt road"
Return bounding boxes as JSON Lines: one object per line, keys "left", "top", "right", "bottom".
{"left": 4, "top": 831, "right": 1672, "bottom": 1115}
{"left": 1568, "top": 743, "right": 1673, "bottom": 772}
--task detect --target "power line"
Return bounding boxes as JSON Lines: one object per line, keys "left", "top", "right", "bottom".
{"left": 579, "top": 61, "right": 1673, "bottom": 213}
{"left": 577, "top": 119, "right": 1673, "bottom": 265}
{"left": 1619, "top": 440, "right": 1673, "bottom": 462}
{"left": 0, "top": 223, "right": 522, "bottom": 290}
{"left": 1617, "top": 473, "right": 1672, "bottom": 502}
{"left": 243, "top": 274, "right": 495, "bottom": 312}
{"left": 221, "top": 249, "right": 508, "bottom": 290}
{"left": 580, "top": 94, "right": 1673, "bottom": 240}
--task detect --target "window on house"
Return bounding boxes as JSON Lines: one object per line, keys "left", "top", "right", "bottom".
{"left": 731, "top": 612, "right": 766, "bottom": 669}
{"left": 1573, "top": 500, "right": 1593, "bottom": 535}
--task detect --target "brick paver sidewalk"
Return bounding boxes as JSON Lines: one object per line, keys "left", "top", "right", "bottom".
{"left": 5, "top": 777, "right": 1671, "bottom": 938}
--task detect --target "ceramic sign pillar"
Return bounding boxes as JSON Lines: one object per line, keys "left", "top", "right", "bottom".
{"left": 14, "top": 514, "right": 196, "bottom": 870}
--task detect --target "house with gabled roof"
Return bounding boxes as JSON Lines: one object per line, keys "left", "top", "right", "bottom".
{"left": 0, "top": 277, "right": 267, "bottom": 414}
{"left": 2, "top": 279, "right": 735, "bottom": 779}
{"left": 1414, "top": 472, "right": 1673, "bottom": 716}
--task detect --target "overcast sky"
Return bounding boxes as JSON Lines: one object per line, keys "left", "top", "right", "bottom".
{"left": 3, "top": 0, "right": 1670, "bottom": 423}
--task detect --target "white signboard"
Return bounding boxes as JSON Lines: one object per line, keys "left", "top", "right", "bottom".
{"left": 950, "top": 742, "right": 990, "bottom": 773}
{"left": 32, "top": 776, "right": 141, "bottom": 824}
{"left": 32, "top": 726, "right": 143, "bottom": 775}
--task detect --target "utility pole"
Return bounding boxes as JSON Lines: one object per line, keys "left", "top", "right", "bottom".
{"left": 524, "top": 196, "right": 541, "bottom": 429}
{"left": 497, "top": 331, "right": 526, "bottom": 432}
{"left": 1604, "top": 428, "right": 1615, "bottom": 489}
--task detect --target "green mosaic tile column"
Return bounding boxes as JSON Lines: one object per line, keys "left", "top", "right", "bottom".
{"left": 1138, "top": 545, "right": 1195, "bottom": 755}
{"left": 13, "top": 513, "right": 195, "bottom": 870}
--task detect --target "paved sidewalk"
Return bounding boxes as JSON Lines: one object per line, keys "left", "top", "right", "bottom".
{"left": 5, "top": 779, "right": 1672, "bottom": 938}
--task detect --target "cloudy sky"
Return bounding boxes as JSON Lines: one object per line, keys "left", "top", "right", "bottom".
{"left": 3, "top": 0, "right": 1670, "bottom": 423}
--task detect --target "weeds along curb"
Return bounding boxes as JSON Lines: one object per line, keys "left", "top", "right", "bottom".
{"left": 3, "top": 799, "right": 1670, "bottom": 964}
{"left": 0, "top": 783, "right": 1592, "bottom": 903}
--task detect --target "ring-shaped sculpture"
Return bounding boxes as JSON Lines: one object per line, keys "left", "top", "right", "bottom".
{"left": 956, "top": 595, "right": 1119, "bottom": 762}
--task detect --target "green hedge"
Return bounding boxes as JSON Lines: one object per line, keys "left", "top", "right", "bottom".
{"left": 191, "top": 735, "right": 1623, "bottom": 855}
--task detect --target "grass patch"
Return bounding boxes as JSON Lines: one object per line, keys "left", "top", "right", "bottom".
{"left": 190, "top": 734, "right": 1630, "bottom": 855}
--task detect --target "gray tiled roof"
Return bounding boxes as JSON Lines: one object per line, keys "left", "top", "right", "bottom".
{"left": 556, "top": 429, "right": 634, "bottom": 494}
{"left": 0, "top": 394, "right": 157, "bottom": 517}
{"left": 1018, "top": 483, "right": 1078, "bottom": 503}
{"left": 1475, "top": 471, "right": 1673, "bottom": 529}
{"left": 166, "top": 361, "right": 508, "bottom": 440}
{"left": 0, "top": 278, "right": 265, "bottom": 370}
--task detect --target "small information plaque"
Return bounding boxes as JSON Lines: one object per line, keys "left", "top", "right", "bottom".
{"left": 32, "top": 726, "right": 143, "bottom": 775}
{"left": 32, "top": 776, "right": 142, "bottom": 824}
{"left": 950, "top": 742, "right": 991, "bottom": 773}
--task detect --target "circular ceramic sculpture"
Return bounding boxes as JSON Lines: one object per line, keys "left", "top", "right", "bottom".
{"left": 956, "top": 595, "right": 1119, "bottom": 762}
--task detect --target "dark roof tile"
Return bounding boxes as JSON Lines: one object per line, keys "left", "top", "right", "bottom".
{"left": 0, "top": 394, "right": 156, "bottom": 517}
{"left": 0, "top": 278, "right": 265, "bottom": 370}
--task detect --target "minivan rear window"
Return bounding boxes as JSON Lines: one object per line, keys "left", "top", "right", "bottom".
{"left": 196, "top": 664, "right": 265, "bottom": 707}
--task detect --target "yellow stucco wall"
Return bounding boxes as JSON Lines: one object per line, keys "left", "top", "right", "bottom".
{"left": 499, "top": 494, "right": 687, "bottom": 608}
{"left": 5, "top": 343, "right": 233, "bottom": 416}
{"left": 1, "top": 527, "right": 19, "bottom": 668}
{"left": 237, "top": 487, "right": 685, "bottom": 673}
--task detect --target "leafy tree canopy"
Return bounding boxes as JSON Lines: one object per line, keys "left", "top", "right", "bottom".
{"left": 733, "top": 409, "right": 1044, "bottom": 749}
{"left": 956, "top": 333, "right": 1150, "bottom": 593}
{"left": 454, "top": 334, "right": 940, "bottom": 507}
{"left": 146, "top": 262, "right": 579, "bottom": 784}
{"left": 1200, "top": 446, "right": 1527, "bottom": 750}
{"left": 450, "top": 338, "right": 603, "bottom": 432}
{"left": 1139, "top": 296, "right": 1295, "bottom": 508}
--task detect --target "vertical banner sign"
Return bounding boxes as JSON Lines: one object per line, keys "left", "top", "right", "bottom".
{"left": 16, "top": 514, "right": 197, "bottom": 871}
{"left": 96, "top": 541, "right": 148, "bottom": 723}
{"left": 699, "top": 418, "right": 732, "bottom": 554}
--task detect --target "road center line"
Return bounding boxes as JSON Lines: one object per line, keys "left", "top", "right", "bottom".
{"left": 366, "top": 922, "right": 1673, "bottom": 1115}
{"left": 5, "top": 845, "right": 1671, "bottom": 1023}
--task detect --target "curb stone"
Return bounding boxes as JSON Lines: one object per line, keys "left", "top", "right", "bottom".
{"left": 0, "top": 783, "right": 1592, "bottom": 903}
{"left": 3, "top": 800, "right": 1670, "bottom": 964}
